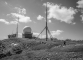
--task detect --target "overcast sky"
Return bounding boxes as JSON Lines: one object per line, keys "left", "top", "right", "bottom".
{"left": 0, "top": 0, "right": 83, "bottom": 40}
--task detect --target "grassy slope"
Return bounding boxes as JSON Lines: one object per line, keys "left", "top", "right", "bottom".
{"left": 1, "top": 38, "right": 83, "bottom": 60}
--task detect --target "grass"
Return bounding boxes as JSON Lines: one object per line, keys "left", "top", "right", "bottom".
{"left": 2, "top": 50, "right": 83, "bottom": 60}
{"left": 1, "top": 38, "right": 83, "bottom": 60}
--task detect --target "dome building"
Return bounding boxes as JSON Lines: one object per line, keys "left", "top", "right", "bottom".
{"left": 22, "top": 26, "right": 33, "bottom": 39}
{"left": 23, "top": 26, "right": 32, "bottom": 34}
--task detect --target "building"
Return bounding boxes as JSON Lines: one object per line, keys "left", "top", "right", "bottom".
{"left": 22, "top": 26, "right": 33, "bottom": 39}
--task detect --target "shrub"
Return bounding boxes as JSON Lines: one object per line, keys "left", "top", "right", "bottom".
{"left": 11, "top": 44, "right": 23, "bottom": 55}
{"left": 0, "top": 41, "right": 6, "bottom": 54}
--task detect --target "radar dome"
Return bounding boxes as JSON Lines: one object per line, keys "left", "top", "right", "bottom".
{"left": 23, "top": 26, "right": 32, "bottom": 33}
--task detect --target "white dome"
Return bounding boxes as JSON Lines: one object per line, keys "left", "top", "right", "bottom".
{"left": 23, "top": 26, "right": 32, "bottom": 33}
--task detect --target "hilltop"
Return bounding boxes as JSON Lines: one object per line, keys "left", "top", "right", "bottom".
{"left": 0, "top": 38, "right": 83, "bottom": 60}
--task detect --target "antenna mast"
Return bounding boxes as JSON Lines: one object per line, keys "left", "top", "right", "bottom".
{"left": 46, "top": 2, "right": 48, "bottom": 41}
{"left": 16, "top": 17, "right": 19, "bottom": 38}
{"left": 35, "top": 2, "right": 53, "bottom": 41}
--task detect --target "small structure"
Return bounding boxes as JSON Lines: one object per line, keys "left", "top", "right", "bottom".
{"left": 22, "top": 26, "right": 33, "bottom": 39}
{"left": 8, "top": 34, "right": 17, "bottom": 39}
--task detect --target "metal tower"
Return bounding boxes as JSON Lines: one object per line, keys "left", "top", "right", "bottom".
{"left": 16, "top": 17, "right": 19, "bottom": 38}
{"left": 35, "top": 2, "right": 53, "bottom": 41}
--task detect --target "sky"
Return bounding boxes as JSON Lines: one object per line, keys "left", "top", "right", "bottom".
{"left": 0, "top": 0, "right": 83, "bottom": 40}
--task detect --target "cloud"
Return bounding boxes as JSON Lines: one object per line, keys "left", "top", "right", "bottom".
{"left": 33, "top": 33, "right": 46, "bottom": 38}
{"left": 48, "top": 20, "right": 52, "bottom": 23}
{"left": 14, "top": 7, "right": 26, "bottom": 15}
{"left": 72, "top": 22, "right": 76, "bottom": 25}
{"left": 10, "top": 13, "right": 32, "bottom": 23}
{"left": 77, "top": 0, "right": 83, "bottom": 8}
{"left": 37, "top": 15, "right": 44, "bottom": 20}
{"left": 80, "top": 15, "right": 83, "bottom": 22}
{"left": 77, "top": 0, "right": 83, "bottom": 22}
{"left": 0, "top": 19, "right": 19, "bottom": 25}
{"left": 33, "top": 32, "right": 39, "bottom": 37}
{"left": 10, "top": 21, "right": 18, "bottom": 24}
{"left": 5, "top": 2, "right": 8, "bottom": 5}
{"left": 33, "top": 30, "right": 63, "bottom": 38}
{"left": 18, "top": 33, "right": 22, "bottom": 38}
{"left": 51, "top": 30, "right": 63, "bottom": 37}
{"left": 0, "top": 19, "right": 9, "bottom": 24}
{"left": 43, "top": 2, "right": 77, "bottom": 24}
{"left": 7, "top": 6, "right": 32, "bottom": 23}
{"left": 33, "top": 32, "right": 46, "bottom": 38}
